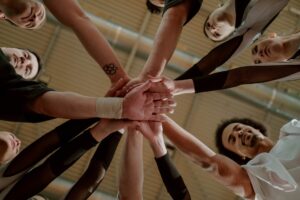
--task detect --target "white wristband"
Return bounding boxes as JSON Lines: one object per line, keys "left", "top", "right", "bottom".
{"left": 95, "top": 97, "right": 123, "bottom": 119}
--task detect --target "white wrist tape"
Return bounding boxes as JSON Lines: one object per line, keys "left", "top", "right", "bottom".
{"left": 95, "top": 97, "right": 123, "bottom": 119}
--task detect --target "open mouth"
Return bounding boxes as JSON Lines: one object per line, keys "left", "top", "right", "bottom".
{"left": 241, "top": 134, "right": 257, "bottom": 147}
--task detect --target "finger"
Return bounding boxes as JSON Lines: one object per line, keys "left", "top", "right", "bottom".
{"left": 147, "top": 76, "right": 162, "bottom": 83}
{"left": 147, "top": 92, "right": 173, "bottom": 101}
{"left": 154, "top": 99, "right": 177, "bottom": 108}
{"left": 106, "top": 78, "right": 126, "bottom": 97}
{"left": 132, "top": 80, "right": 152, "bottom": 93}
{"left": 154, "top": 107, "right": 175, "bottom": 114}
{"left": 127, "top": 83, "right": 143, "bottom": 93}
{"left": 148, "top": 114, "right": 166, "bottom": 122}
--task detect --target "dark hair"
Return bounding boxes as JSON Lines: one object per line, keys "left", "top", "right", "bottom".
{"left": 215, "top": 118, "right": 267, "bottom": 165}
{"left": 146, "top": 0, "right": 163, "bottom": 14}
{"left": 23, "top": 48, "right": 43, "bottom": 80}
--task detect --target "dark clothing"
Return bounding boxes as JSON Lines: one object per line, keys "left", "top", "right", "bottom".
{"left": 65, "top": 132, "right": 123, "bottom": 200}
{"left": 0, "top": 50, "right": 53, "bottom": 122}
{"left": 235, "top": 0, "right": 251, "bottom": 28}
{"left": 163, "top": 0, "right": 203, "bottom": 25}
{"left": 155, "top": 154, "right": 190, "bottom": 200}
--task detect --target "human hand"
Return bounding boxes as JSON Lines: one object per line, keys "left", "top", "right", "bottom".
{"left": 147, "top": 76, "right": 175, "bottom": 94}
{"left": 115, "top": 76, "right": 145, "bottom": 97}
{"left": 122, "top": 81, "right": 175, "bottom": 121}
{"left": 136, "top": 121, "right": 163, "bottom": 142}
{"left": 105, "top": 78, "right": 128, "bottom": 97}
{"left": 136, "top": 121, "right": 167, "bottom": 157}
{"left": 91, "top": 118, "right": 136, "bottom": 141}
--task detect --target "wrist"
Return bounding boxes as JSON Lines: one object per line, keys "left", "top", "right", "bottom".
{"left": 173, "top": 79, "right": 195, "bottom": 95}
{"left": 150, "top": 135, "right": 167, "bottom": 158}
{"left": 95, "top": 97, "right": 123, "bottom": 119}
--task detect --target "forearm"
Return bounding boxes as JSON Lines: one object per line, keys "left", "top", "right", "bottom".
{"left": 140, "top": 3, "right": 190, "bottom": 78}
{"left": 119, "top": 130, "right": 143, "bottom": 200}
{"left": 65, "top": 131, "right": 123, "bottom": 200}
{"left": 184, "top": 35, "right": 244, "bottom": 78}
{"left": 4, "top": 118, "right": 98, "bottom": 177}
{"left": 172, "top": 79, "right": 195, "bottom": 95}
{"left": 44, "top": 0, "right": 128, "bottom": 83}
{"left": 155, "top": 154, "right": 190, "bottom": 200}
{"left": 162, "top": 116, "right": 215, "bottom": 164}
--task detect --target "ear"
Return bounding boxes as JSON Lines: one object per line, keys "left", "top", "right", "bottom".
{"left": 268, "top": 32, "right": 277, "bottom": 38}
{"left": 0, "top": 10, "right": 6, "bottom": 20}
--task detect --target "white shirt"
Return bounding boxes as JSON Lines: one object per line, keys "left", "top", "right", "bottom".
{"left": 243, "top": 119, "right": 300, "bottom": 200}
{"left": 230, "top": 0, "right": 289, "bottom": 58}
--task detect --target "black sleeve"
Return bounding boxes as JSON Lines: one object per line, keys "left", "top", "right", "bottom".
{"left": 4, "top": 118, "right": 98, "bottom": 177}
{"left": 3, "top": 129, "right": 99, "bottom": 200}
{"left": 163, "top": 0, "right": 203, "bottom": 25}
{"left": 64, "top": 132, "right": 122, "bottom": 200}
{"left": 192, "top": 71, "right": 229, "bottom": 93}
{"left": 192, "top": 63, "right": 300, "bottom": 93}
{"left": 155, "top": 153, "right": 190, "bottom": 200}
{"left": 176, "top": 34, "right": 244, "bottom": 81}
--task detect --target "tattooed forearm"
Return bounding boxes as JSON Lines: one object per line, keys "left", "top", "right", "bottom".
{"left": 103, "top": 63, "right": 118, "bottom": 76}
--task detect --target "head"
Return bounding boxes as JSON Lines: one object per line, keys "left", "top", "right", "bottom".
{"left": 1, "top": 47, "right": 42, "bottom": 80}
{"left": 0, "top": 131, "right": 21, "bottom": 164}
{"left": 0, "top": 0, "right": 46, "bottom": 29}
{"left": 204, "top": 5, "right": 235, "bottom": 42}
{"left": 146, "top": 0, "right": 164, "bottom": 14}
{"left": 215, "top": 118, "right": 267, "bottom": 165}
{"left": 251, "top": 33, "right": 295, "bottom": 64}
{"left": 29, "top": 194, "right": 49, "bottom": 200}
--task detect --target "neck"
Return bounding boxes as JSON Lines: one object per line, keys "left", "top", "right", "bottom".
{"left": 282, "top": 32, "right": 300, "bottom": 58}
{"left": 222, "top": 0, "right": 236, "bottom": 26}
{"left": 257, "top": 137, "right": 274, "bottom": 154}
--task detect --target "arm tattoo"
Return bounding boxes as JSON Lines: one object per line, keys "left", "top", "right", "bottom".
{"left": 103, "top": 63, "right": 118, "bottom": 76}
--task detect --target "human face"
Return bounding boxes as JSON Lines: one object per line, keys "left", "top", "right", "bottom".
{"left": 1, "top": 47, "right": 39, "bottom": 80}
{"left": 0, "top": 131, "right": 21, "bottom": 164}
{"left": 0, "top": 0, "right": 46, "bottom": 29}
{"left": 205, "top": 9, "right": 235, "bottom": 41}
{"left": 252, "top": 36, "right": 288, "bottom": 64}
{"left": 221, "top": 123, "right": 266, "bottom": 159}
{"left": 149, "top": 0, "right": 165, "bottom": 7}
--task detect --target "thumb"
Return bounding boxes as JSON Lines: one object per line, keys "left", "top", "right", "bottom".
{"left": 134, "top": 80, "right": 152, "bottom": 93}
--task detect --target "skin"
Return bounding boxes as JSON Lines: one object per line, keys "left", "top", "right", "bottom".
{"left": 0, "top": 0, "right": 46, "bottom": 29}
{"left": 204, "top": 0, "right": 235, "bottom": 41}
{"left": 149, "top": 0, "right": 165, "bottom": 7}
{"left": 251, "top": 32, "right": 300, "bottom": 64}
{"left": 221, "top": 123, "right": 273, "bottom": 159}
{"left": 162, "top": 116, "right": 257, "bottom": 199}
{"left": 0, "top": 131, "right": 21, "bottom": 164}
{"left": 1, "top": 47, "right": 39, "bottom": 80}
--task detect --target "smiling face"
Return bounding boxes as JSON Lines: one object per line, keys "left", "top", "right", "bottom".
{"left": 1, "top": 47, "right": 40, "bottom": 80}
{"left": 251, "top": 36, "right": 289, "bottom": 64}
{"left": 204, "top": 8, "right": 235, "bottom": 42}
{"left": 221, "top": 123, "right": 266, "bottom": 159}
{"left": 0, "top": 131, "right": 21, "bottom": 164}
{"left": 0, "top": 0, "right": 46, "bottom": 29}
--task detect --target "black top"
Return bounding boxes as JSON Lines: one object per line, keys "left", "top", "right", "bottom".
{"left": 163, "top": 0, "right": 203, "bottom": 25}
{"left": 0, "top": 50, "right": 53, "bottom": 122}
{"left": 235, "top": 0, "right": 251, "bottom": 28}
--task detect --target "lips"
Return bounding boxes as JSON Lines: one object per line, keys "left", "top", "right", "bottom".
{"left": 241, "top": 133, "right": 257, "bottom": 147}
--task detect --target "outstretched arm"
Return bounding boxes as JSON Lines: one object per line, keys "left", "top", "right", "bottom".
{"left": 118, "top": 128, "right": 144, "bottom": 200}
{"left": 43, "top": 0, "right": 129, "bottom": 83}
{"left": 64, "top": 131, "right": 123, "bottom": 200}
{"left": 1, "top": 119, "right": 132, "bottom": 200}
{"left": 162, "top": 116, "right": 254, "bottom": 199}
{"left": 152, "top": 62, "right": 300, "bottom": 95}
{"left": 138, "top": 121, "right": 191, "bottom": 200}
